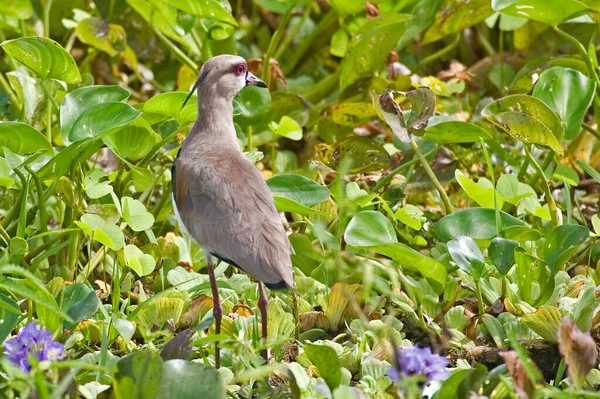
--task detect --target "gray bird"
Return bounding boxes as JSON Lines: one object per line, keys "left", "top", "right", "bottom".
{"left": 172, "top": 55, "right": 294, "bottom": 368}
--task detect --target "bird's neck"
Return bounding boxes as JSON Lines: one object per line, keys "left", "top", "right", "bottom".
{"left": 187, "top": 88, "right": 238, "bottom": 148}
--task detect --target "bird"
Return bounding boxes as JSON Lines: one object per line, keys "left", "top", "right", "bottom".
{"left": 171, "top": 55, "right": 294, "bottom": 368}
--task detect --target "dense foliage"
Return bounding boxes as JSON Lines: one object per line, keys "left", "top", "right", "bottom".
{"left": 2, "top": 0, "right": 600, "bottom": 397}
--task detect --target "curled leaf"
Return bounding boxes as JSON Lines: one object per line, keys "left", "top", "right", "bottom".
{"left": 557, "top": 317, "right": 598, "bottom": 389}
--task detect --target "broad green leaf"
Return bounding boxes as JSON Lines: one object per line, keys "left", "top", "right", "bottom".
{"left": 592, "top": 215, "right": 600, "bottom": 235}
{"left": 76, "top": 18, "right": 127, "bottom": 56}
{"left": 0, "top": 37, "right": 81, "bottom": 83}
{"left": 394, "top": 205, "right": 424, "bottom": 230}
{"left": 0, "top": 0, "right": 32, "bottom": 19}
{"left": 130, "top": 164, "right": 154, "bottom": 192}
{"left": 552, "top": 164, "right": 579, "bottom": 186}
{"left": 317, "top": 137, "right": 391, "bottom": 173}
{"left": 157, "top": 360, "right": 225, "bottom": 399}
{"left": 330, "top": 29, "right": 349, "bottom": 57}
{"left": 69, "top": 102, "right": 141, "bottom": 142}
{"left": 455, "top": 170, "right": 503, "bottom": 209}
{"left": 340, "top": 14, "right": 411, "bottom": 90}
{"left": 489, "top": 237, "right": 518, "bottom": 275}
{"left": 0, "top": 158, "right": 14, "bottom": 187}
{"left": 521, "top": 307, "right": 562, "bottom": 343}
{"left": 512, "top": 56, "right": 588, "bottom": 93}
{"left": 532, "top": 67, "right": 595, "bottom": 140}
{"left": 328, "top": 0, "right": 363, "bottom": 14}
{"left": 492, "top": 0, "right": 588, "bottom": 26}
{"left": 60, "top": 283, "right": 100, "bottom": 329}
{"left": 234, "top": 86, "right": 271, "bottom": 124}
{"left": 84, "top": 170, "right": 113, "bottom": 199}
{"left": 125, "top": 244, "right": 156, "bottom": 276}
{"left": 435, "top": 208, "right": 522, "bottom": 241}
{"left": 0, "top": 122, "right": 52, "bottom": 155}
{"left": 38, "top": 139, "right": 103, "bottom": 180}
{"left": 75, "top": 213, "right": 125, "bottom": 250}
{"left": 423, "top": 0, "right": 493, "bottom": 44}
{"left": 515, "top": 248, "right": 554, "bottom": 306}
{"left": 112, "top": 315, "right": 135, "bottom": 345}
{"left": 122, "top": 197, "right": 155, "bottom": 232}
{"left": 126, "top": 0, "right": 181, "bottom": 42}
{"left": 344, "top": 211, "right": 397, "bottom": 247}
{"left": 304, "top": 343, "right": 341, "bottom": 391}
{"left": 544, "top": 224, "right": 589, "bottom": 273}
{"left": 267, "top": 174, "right": 330, "bottom": 207}
{"left": 0, "top": 294, "right": 20, "bottom": 343}
{"left": 271, "top": 196, "right": 333, "bottom": 216}
{"left": 144, "top": 92, "right": 198, "bottom": 125}
{"left": 436, "top": 367, "right": 488, "bottom": 399}
{"left": 113, "top": 351, "right": 163, "bottom": 399}
{"left": 330, "top": 102, "right": 377, "bottom": 126}
{"left": 496, "top": 174, "right": 535, "bottom": 205}
{"left": 481, "top": 95, "right": 564, "bottom": 155}
{"left": 447, "top": 236, "right": 486, "bottom": 279}
{"left": 60, "top": 85, "right": 130, "bottom": 144}
{"left": 104, "top": 117, "right": 160, "bottom": 161}
{"left": 9, "top": 237, "right": 27, "bottom": 256}
{"left": 423, "top": 117, "right": 493, "bottom": 144}
{"left": 269, "top": 116, "right": 302, "bottom": 140}
{"left": 406, "top": 87, "right": 436, "bottom": 132}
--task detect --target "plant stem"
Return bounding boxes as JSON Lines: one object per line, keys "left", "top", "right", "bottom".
{"left": 44, "top": 0, "right": 53, "bottom": 38}
{"left": 525, "top": 147, "right": 560, "bottom": 225}
{"left": 553, "top": 26, "right": 600, "bottom": 95}
{"left": 409, "top": 139, "right": 453, "bottom": 214}
{"left": 475, "top": 278, "right": 485, "bottom": 319}
{"left": 418, "top": 33, "right": 460, "bottom": 69}
{"left": 275, "top": 4, "right": 311, "bottom": 60}
{"left": 25, "top": 165, "right": 48, "bottom": 240}
{"left": 582, "top": 122, "right": 600, "bottom": 142}
{"left": 151, "top": 25, "right": 198, "bottom": 71}
{"left": 370, "top": 146, "right": 439, "bottom": 193}
{"left": 262, "top": 3, "right": 295, "bottom": 85}
{"left": 527, "top": 150, "right": 554, "bottom": 186}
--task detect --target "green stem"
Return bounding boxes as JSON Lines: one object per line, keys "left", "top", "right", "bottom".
{"left": 475, "top": 279, "right": 485, "bottom": 319}
{"left": 582, "top": 122, "right": 600, "bottom": 142}
{"left": 24, "top": 232, "right": 65, "bottom": 263}
{"left": 43, "top": 0, "right": 53, "bottom": 38}
{"left": 409, "top": 139, "right": 453, "bottom": 214}
{"left": 151, "top": 26, "right": 198, "bottom": 71}
{"left": 40, "top": 80, "right": 59, "bottom": 110}
{"left": 262, "top": 3, "right": 295, "bottom": 85}
{"left": 25, "top": 165, "right": 48, "bottom": 239}
{"left": 517, "top": 157, "right": 530, "bottom": 180}
{"left": 525, "top": 147, "right": 560, "bottom": 225}
{"left": 476, "top": 25, "right": 496, "bottom": 56}
{"left": 370, "top": 146, "right": 439, "bottom": 193}
{"left": 480, "top": 138, "right": 501, "bottom": 236}
{"left": 0, "top": 71, "right": 22, "bottom": 112}
{"left": 275, "top": 4, "right": 311, "bottom": 60}
{"left": 553, "top": 26, "right": 600, "bottom": 94}
{"left": 418, "top": 33, "right": 460, "bottom": 69}
{"left": 527, "top": 150, "right": 554, "bottom": 186}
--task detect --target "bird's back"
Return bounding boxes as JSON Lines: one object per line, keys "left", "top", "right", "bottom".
{"left": 173, "top": 143, "right": 294, "bottom": 289}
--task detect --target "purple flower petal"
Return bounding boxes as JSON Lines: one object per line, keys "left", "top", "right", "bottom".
{"left": 3, "top": 322, "right": 65, "bottom": 372}
{"left": 389, "top": 345, "right": 449, "bottom": 383}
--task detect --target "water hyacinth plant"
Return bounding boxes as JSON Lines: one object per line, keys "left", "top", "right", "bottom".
{"left": 4, "top": 323, "right": 65, "bottom": 372}
{"left": 389, "top": 345, "right": 449, "bottom": 398}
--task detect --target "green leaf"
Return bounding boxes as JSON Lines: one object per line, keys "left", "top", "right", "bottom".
{"left": 0, "top": 122, "right": 52, "bottom": 155}
{"left": 489, "top": 237, "right": 518, "bottom": 275}
{"left": 0, "top": 37, "right": 81, "bottom": 83}
{"left": 104, "top": 117, "right": 160, "bottom": 161}
{"left": 84, "top": 170, "right": 113, "bottom": 199}
{"left": 330, "top": 102, "right": 377, "bottom": 126}
{"left": 374, "top": 90, "right": 409, "bottom": 143}
{"left": 532, "top": 67, "right": 595, "bottom": 140}
{"left": 515, "top": 248, "right": 554, "bottom": 306}
{"left": 130, "top": 164, "right": 154, "bottom": 192}
{"left": 272, "top": 196, "right": 333, "bottom": 216}
{"left": 161, "top": 0, "right": 237, "bottom": 26}
{"left": 344, "top": 211, "right": 397, "bottom": 247}
{"left": 317, "top": 137, "right": 391, "bottom": 173}
{"left": 521, "top": 307, "right": 562, "bottom": 343}
{"left": 492, "top": 0, "right": 588, "bottom": 26}
{"left": 406, "top": 87, "right": 436, "bottom": 132}
{"left": 577, "top": 160, "right": 600, "bottom": 184}
{"left": 0, "top": 157, "right": 14, "bottom": 187}
{"left": 69, "top": 102, "right": 141, "bottom": 142}
{"left": 60, "top": 85, "right": 130, "bottom": 144}
{"left": 0, "top": 0, "right": 32, "bottom": 19}
{"left": 75, "top": 213, "right": 125, "bottom": 250}
{"left": 455, "top": 170, "right": 503, "bottom": 209}
{"left": 394, "top": 205, "right": 424, "bottom": 230}
{"left": 544, "top": 224, "right": 589, "bottom": 273}
{"left": 60, "top": 283, "right": 100, "bottom": 329}
{"left": 234, "top": 86, "right": 271, "bottom": 124}
{"left": 269, "top": 116, "right": 302, "bottom": 140}
{"left": 113, "top": 351, "right": 163, "bottom": 399}
{"left": 330, "top": 29, "right": 349, "bottom": 57}
{"left": 423, "top": 117, "right": 493, "bottom": 144}
{"left": 340, "top": 14, "right": 411, "bottom": 90}
{"left": 447, "top": 236, "right": 486, "bottom": 279}
{"left": 553, "top": 164, "right": 579, "bottom": 186}
{"left": 122, "top": 197, "right": 155, "bottom": 232}
{"left": 37, "top": 139, "right": 103, "bottom": 181}
{"left": 125, "top": 244, "right": 156, "bottom": 277}
{"left": 423, "top": 0, "right": 493, "bottom": 44}
{"left": 481, "top": 314, "right": 507, "bottom": 349}
{"left": 157, "top": 360, "right": 225, "bottom": 399}
{"left": 328, "top": 0, "right": 364, "bottom": 14}
{"left": 112, "top": 315, "right": 135, "bottom": 345}
{"left": 0, "top": 294, "right": 20, "bottom": 343}
{"left": 304, "top": 343, "right": 341, "bottom": 391}
{"left": 481, "top": 94, "right": 564, "bottom": 155}
{"left": 126, "top": 0, "right": 180, "bottom": 42}
{"left": 267, "top": 174, "right": 330, "bottom": 207}
{"left": 76, "top": 18, "right": 127, "bottom": 56}
{"left": 435, "top": 208, "right": 522, "bottom": 241}
{"left": 144, "top": 92, "right": 198, "bottom": 125}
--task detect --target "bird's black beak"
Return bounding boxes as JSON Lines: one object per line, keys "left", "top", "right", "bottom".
{"left": 181, "top": 80, "right": 199, "bottom": 109}
{"left": 245, "top": 71, "right": 267, "bottom": 88}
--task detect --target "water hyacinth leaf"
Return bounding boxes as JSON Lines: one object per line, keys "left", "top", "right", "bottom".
{"left": 156, "top": 359, "right": 225, "bottom": 399}
{"left": 126, "top": 0, "right": 180, "bottom": 42}
{"left": 436, "top": 367, "right": 487, "bottom": 399}
{"left": 394, "top": 204, "right": 424, "bottom": 230}
{"left": 489, "top": 237, "right": 518, "bottom": 275}
{"left": 521, "top": 306, "right": 562, "bottom": 343}
{"left": 112, "top": 315, "right": 135, "bottom": 345}
{"left": 60, "top": 85, "right": 130, "bottom": 144}
{"left": 161, "top": 0, "right": 237, "bottom": 26}
{"left": 447, "top": 236, "right": 486, "bottom": 279}
{"left": 515, "top": 248, "right": 554, "bottom": 306}
{"left": 544, "top": 224, "right": 589, "bottom": 273}
{"left": 481, "top": 314, "right": 507, "bottom": 349}
{"left": 340, "top": 14, "right": 411, "bottom": 90}
{"left": 455, "top": 170, "right": 503, "bottom": 209}
{"left": 113, "top": 351, "right": 163, "bottom": 399}
{"left": 69, "top": 102, "right": 141, "bottom": 142}
{"left": 122, "top": 197, "right": 155, "bottom": 232}
{"left": 143, "top": 92, "right": 198, "bottom": 125}
{"left": 317, "top": 137, "right": 391, "bottom": 173}
{"left": 75, "top": 213, "right": 124, "bottom": 250}
{"left": 266, "top": 174, "right": 330, "bottom": 208}
{"left": 304, "top": 343, "right": 342, "bottom": 391}
{"left": 481, "top": 95, "right": 564, "bottom": 156}
{"left": 492, "top": 0, "right": 588, "bottom": 26}
{"left": 0, "top": 294, "right": 20, "bottom": 343}
{"left": 0, "top": 122, "right": 52, "bottom": 155}
{"left": 234, "top": 86, "right": 271, "bottom": 124}
{"left": 423, "top": 0, "right": 493, "bottom": 44}
{"left": 422, "top": 117, "right": 493, "bottom": 144}
{"left": 532, "top": 67, "right": 595, "bottom": 140}
{"left": 85, "top": 170, "right": 113, "bottom": 199}
{"left": 38, "top": 139, "right": 103, "bottom": 180}
{"left": 0, "top": 37, "right": 81, "bottom": 83}
{"left": 76, "top": 18, "right": 127, "bottom": 56}
{"left": 553, "top": 164, "right": 579, "bottom": 186}
{"left": 60, "top": 283, "right": 101, "bottom": 329}
{"left": 376, "top": 89, "right": 409, "bottom": 143}
{"left": 125, "top": 244, "right": 156, "bottom": 277}
{"left": 344, "top": 211, "right": 398, "bottom": 247}
{"left": 272, "top": 196, "right": 333, "bottom": 216}
{"left": 104, "top": 117, "right": 160, "bottom": 161}
{"left": 511, "top": 56, "right": 588, "bottom": 93}
{"left": 0, "top": 0, "right": 33, "bottom": 19}
{"left": 269, "top": 116, "right": 302, "bottom": 140}
{"left": 129, "top": 164, "right": 154, "bottom": 192}
{"left": 435, "top": 208, "right": 522, "bottom": 241}
{"left": 330, "top": 102, "right": 377, "bottom": 126}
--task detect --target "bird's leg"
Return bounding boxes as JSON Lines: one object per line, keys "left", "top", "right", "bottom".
{"left": 205, "top": 254, "right": 222, "bottom": 368}
{"left": 257, "top": 281, "right": 269, "bottom": 363}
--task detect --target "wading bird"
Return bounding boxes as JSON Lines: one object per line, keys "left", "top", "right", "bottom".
{"left": 172, "top": 55, "right": 294, "bottom": 368}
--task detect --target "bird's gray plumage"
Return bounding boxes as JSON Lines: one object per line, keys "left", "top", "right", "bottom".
{"left": 172, "top": 55, "right": 294, "bottom": 289}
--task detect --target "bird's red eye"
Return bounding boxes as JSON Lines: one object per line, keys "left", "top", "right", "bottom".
{"left": 234, "top": 64, "right": 246, "bottom": 76}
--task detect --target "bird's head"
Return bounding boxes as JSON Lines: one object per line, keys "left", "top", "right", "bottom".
{"left": 183, "top": 55, "right": 266, "bottom": 107}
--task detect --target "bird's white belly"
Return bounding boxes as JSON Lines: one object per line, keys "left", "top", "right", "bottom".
{"left": 171, "top": 194, "right": 200, "bottom": 245}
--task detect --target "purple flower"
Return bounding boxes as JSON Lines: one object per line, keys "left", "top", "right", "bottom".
{"left": 389, "top": 345, "right": 449, "bottom": 382}
{"left": 3, "top": 322, "right": 65, "bottom": 372}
